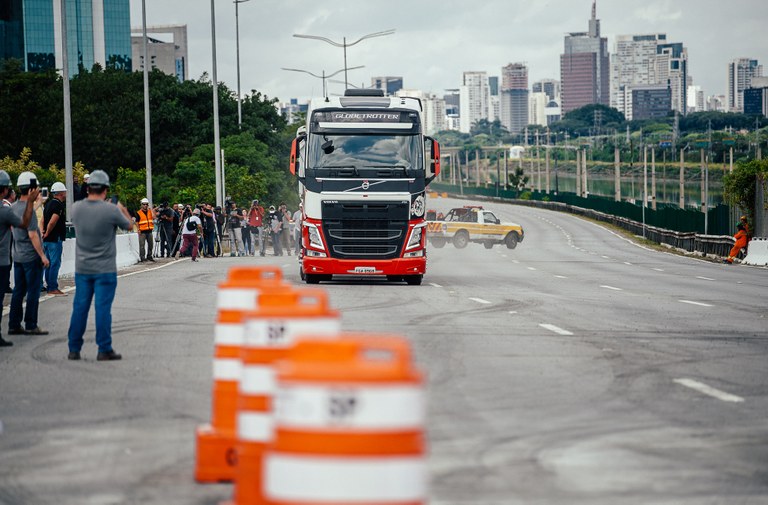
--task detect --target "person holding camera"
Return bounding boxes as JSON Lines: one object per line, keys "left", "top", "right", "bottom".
{"left": 66, "top": 170, "right": 132, "bottom": 361}
{"left": 247, "top": 199, "right": 265, "bottom": 257}
{"left": 180, "top": 208, "right": 202, "bottom": 262}
{"left": 199, "top": 204, "right": 216, "bottom": 257}
{"left": 41, "top": 182, "right": 68, "bottom": 295}
{"left": 9, "top": 172, "right": 50, "bottom": 337}
{"left": 227, "top": 201, "right": 245, "bottom": 256}
{"left": 0, "top": 171, "right": 39, "bottom": 347}
{"left": 267, "top": 205, "right": 283, "bottom": 256}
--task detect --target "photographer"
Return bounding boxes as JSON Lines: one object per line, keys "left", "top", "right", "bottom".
{"left": 227, "top": 201, "right": 245, "bottom": 256}
{"left": 213, "top": 206, "right": 224, "bottom": 256}
{"left": 248, "top": 199, "right": 265, "bottom": 256}
{"left": 267, "top": 205, "right": 283, "bottom": 256}
{"left": 157, "top": 202, "right": 175, "bottom": 258}
{"left": 180, "top": 208, "right": 202, "bottom": 262}
{"left": 135, "top": 197, "right": 155, "bottom": 262}
{"left": 200, "top": 203, "right": 216, "bottom": 257}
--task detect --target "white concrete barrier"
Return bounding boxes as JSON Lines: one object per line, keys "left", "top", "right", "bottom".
{"left": 57, "top": 232, "right": 140, "bottom": 278}
{"left": 743, "top": 237, "right": 768, "bottom": 266}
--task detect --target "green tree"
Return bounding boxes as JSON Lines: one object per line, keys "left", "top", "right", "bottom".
{"left": 723, "top": 159, "right": 768, "bottom": 222}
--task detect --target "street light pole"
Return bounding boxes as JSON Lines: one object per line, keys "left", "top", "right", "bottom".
{"left": 141, "top": 0, "right": 153, "bottom": 205}
{"left": 281, "top": 66, "right": 364, "bottom": 98}
{"left": 293, "top": 30, "right": 395, "bottom": 89}
{"left": 59, "top": 0, "right": 73, "bottom": 217}
{"left": 234, "top": 0, "right": 250, "bottom": 130}
{"left": 210, "top": 0, "right": 222, "bottom": 207}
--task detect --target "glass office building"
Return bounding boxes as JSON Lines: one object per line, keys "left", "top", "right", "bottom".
{"left": 0, "top": 0, "right": 131, "bottom": 74}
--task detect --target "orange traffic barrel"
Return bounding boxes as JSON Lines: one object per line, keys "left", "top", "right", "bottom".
{"left": 263, "top": 335, "right": 426, "bottom": 504}
{"left": 232, "top": 288, "right": 341, "bottom": 505}
{"left": 195, "top": 265, "right": 290, "bottom": 483}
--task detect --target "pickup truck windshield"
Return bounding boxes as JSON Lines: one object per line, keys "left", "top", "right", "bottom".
{"left": 307, "top": 134, "right": 423, "bottom": 177}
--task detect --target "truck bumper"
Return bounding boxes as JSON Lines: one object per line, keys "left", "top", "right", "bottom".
{"left": 302, "top": 256, "right": 426, "bottom": 277}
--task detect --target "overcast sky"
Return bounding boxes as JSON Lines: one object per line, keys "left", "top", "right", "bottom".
{"left": 129, "top": 0, "right": 767, "bottom": 104}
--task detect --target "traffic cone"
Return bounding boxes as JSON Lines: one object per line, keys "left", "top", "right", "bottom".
{"left": 230, "top": 287, "right": 341, "bottom": 505}
{"left": 263, "top": 335, "right": 427, "bottom": 504}
{"left": 195, "top": 265, "right": 290, "bottom": 483}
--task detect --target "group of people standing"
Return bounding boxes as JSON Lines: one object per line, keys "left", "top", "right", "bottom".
{"left": 226, "top": 200, "right": 302, "bottom": 258}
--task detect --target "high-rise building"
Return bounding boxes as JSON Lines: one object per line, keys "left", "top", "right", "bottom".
{"left": 131, "top": 24, "right": 187, "bottom": 82}
{"left": 488, "top": 76, "right": 500, "bottom": 122}
{"left": 655, "top": 42, "right": 687, "bottom": 115}
{"left": 560, "top": 0, "right": 609, "bottom": 114}
{"left": 1, "top": 0, "right": 132, "bottom": 74}
{"left": 610, "top": 33, "right": 665, "bottom": 117}
{"left": 529, "top": 91, "right": 548, "bottom": 127}
{"left": 728, "top": 58, "right": 763, "bottom": 112}
{"left": 459, "top": 71, "right": 489, "bottom": 133}
{"left": 371, "top": 76, "right": 403, "bottom": 96}
{"left": 532, "top": 79, "right": 560, "bottom": 102}
{"left": 500, "top": 62, "right": 528, "bottom": 133}
{"left": 632, "top": 85, "right": 672, "bottom": 120}
{"left": 394, "top": 88, "right": 446, "bottom": 135}
{"left": 707, "top": 95, "right": 726, "bottom": 112}
{"left": 687, "top": 84, "right": 705, "bottom": 113}
{"left": 744, "top": 76, "right": 768, "bottom": 117}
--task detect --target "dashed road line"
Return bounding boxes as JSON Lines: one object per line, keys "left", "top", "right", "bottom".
{"left": 554, "top": 275, "right": 568, "bottom": 279}
{"left": 696, "top": 276, "right": 715, "bottom": 281}
{"left": 679, "top": 300, "right": 713, "bottom": 307}
{"left": 653, "top": 268, "right": 665, "bottom": 272}
{"left": 429, "top": 283, "right": 443, "bottom": 288}
{"left": 601, "top": 255, "right": 610, "bottom": 259}
{"left": 600, "top": 285, "right": 623, "bottom": 291}
{"left": 527, "top": 267, "right": 537, "bottom": 271}
{"left": 624, "top": 262, "right": 633, "bottom": 265}
{"left": 469, "top": 297, "right": 492, "bottom": 305}
{"left": 673, "top": 378, "right": 744, "bottom": 403}
{"left": 539, "top": 323, "right": 574, "bottom": 336}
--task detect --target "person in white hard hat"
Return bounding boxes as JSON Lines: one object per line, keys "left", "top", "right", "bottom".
{"left": 76, "top": 173, "right": 89, "bottom": 201}
{"left": 135, "top": 197, "right": 155, "bottom": 262}
{"left": 8, "top": 171, "right": 50, "bottom": 336}
{"left": 41, "top": 182, "right": 68, "bottom": 295}
{"left": 0, "top": 171, "right": 39, "bottom": 347}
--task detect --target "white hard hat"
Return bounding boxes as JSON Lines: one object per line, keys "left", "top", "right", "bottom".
{"left": 176, "top": 203, "right": 183, "bottom": 208}
{"left": 83, "top": 173, "right": 90, "bottom": 179}
{"left": 51, "top": 182, "right": 67, "bottom": 193}
{"left": 17, "top": 171, "right": 37, "bottom": 188}
{"left": 140, "top": 197, "right": 149, "bottom": 204}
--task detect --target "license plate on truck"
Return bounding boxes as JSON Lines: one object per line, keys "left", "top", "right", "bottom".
{"left": 353, "top": 266, "right": 377, "bottom": 274}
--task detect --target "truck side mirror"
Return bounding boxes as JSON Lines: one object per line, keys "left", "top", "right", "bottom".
{"left": 425, "top": 136, "right": 441, "bottom": 184}
{"left": 289, "top": 138, "right": 299, "bottom": 176}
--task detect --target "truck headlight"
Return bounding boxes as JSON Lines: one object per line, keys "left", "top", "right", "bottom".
{"left": 406, "top": 225, "right": 424, "bottom": 250}
{"left": 305, "top": 223, "right": 325, "bottom": 251}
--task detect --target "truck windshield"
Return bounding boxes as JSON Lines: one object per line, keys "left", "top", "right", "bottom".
{"left": 307, "top": 134, "right": 423, "bottom": 177}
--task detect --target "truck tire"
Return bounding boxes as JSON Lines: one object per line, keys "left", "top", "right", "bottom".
{"left": 483, "top": 241, "right": 494, "bottom": 249}
{"left": 299, "top": 267, "right": 306, "bottom": 281}
{"left": 305, "top": 273, "right": 320, "bottom": 284}
{"left": 430, "top": 237, "right": 446, "bottom": 248}
{"left": 453, "top": 231, "right": 469, "bottom": 249}
{"left": 505, "top": 232, "right": 519, "bottom": 249}
{"left": 405, "top": 274, "right": 423, "bottom": 285}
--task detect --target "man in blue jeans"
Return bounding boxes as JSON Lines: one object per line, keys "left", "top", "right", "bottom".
{"left": 42, "top": 181, "right": 68, "bottom": 295}
{"left": 9, "top": 172, "right": 50, "bottom": 336}
{"left": 0, "top": 171, "right": 39, "bottom": 347}
{"left": 66, "top": 170, "right": 132, "bottom": 361}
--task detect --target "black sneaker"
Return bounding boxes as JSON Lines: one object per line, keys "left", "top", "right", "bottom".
{"left": 97, "top": 350, "right": 122, "bottom": 361}
{"left": 25, "top": 326, "right": 49, "bottom": 335}
{"left": 67, "top": 351, "right": 81, "bottom": 360}
{"left": 148, "top": 257, "right": 155, "bottom": 262}
{"left": 0, "top": 337, "right": 12, "bottom": 347}
{"left": 8, "top": 327, "right": 26, "bottom": 335}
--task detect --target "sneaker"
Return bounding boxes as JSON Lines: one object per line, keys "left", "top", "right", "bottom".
{"left": 47, "top": 289, "right": 68, "bottom": 296}
{"left": 0, "top": 337, "right": 12, "bottom": 347}
{"left": 148, "top": 257, "right": 156, "bottom": 262}
{"left": 97, "top": 350, "right": 122, "bottom": 361}
{"left": 26, "top": 327, "right": 49, "bottom": 335}
{"left": 67, "top": 351, "right": 81, "bottom": 360}
{"left": 7, "top": 327, "right": 26, "bottom": 335}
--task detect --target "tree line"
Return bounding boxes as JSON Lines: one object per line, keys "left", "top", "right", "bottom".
{"left": 0, "top": 59, "right": 299, "bottom": 212}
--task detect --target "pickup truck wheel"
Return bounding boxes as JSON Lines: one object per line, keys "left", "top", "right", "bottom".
{"left": 505, "top": 232, "right": 519, "bottom": 249}
{"left": 453, "top": 231, "right": 469, "bottom": 249}
{"left": 483, "top": 242, "right": 494, "bottom": 249}
{"left": 430, "top": 237, "right": 446, "bottom": 248}
{"left": 405, "top": 274, "right": 423, "bottom": 286}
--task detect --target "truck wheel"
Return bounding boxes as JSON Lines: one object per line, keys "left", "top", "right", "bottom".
{"left": 430, "top": 237, "right": 446, "bottom": 248}
{"left": 305, "top": 274, "right": 320, "bottom": 284}
{"left": 453, "top": 231, "right": 469, "bottom": 249}
{"left": 405, "top": 274, "right": 423, "bottom": 286}
{"left": 299, "top": 267, "right": 306, "bottom": 281}
{"left": 505, "top": 232, "right": 519, "bottom": 249}
{"left": 483, "top": 242, "right": 494, "bottom": 249}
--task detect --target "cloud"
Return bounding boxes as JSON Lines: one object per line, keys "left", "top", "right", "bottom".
{"left": 632, "top": 1, "right": 683, "bottom": 23}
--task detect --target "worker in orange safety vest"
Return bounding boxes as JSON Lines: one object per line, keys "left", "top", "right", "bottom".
{"left": 135, "top": 197, "right": 155, "bottom": 262}
{"left": 724, "top": 223, "right": 748, "bottom": 264}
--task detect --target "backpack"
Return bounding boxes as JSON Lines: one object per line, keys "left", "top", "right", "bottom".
{"left": 186, "top": 218, "right": 197, "bottom": 232}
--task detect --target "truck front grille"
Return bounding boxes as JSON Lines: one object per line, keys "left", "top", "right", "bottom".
{"left": 321, "top": 201, "right": 409, "bottom": 260}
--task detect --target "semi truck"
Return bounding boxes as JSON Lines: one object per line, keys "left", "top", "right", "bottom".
{"left": 289, "top": 89, "right": 441, "bottom": 285}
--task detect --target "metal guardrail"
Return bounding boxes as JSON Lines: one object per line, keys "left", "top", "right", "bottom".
{"left": 449, "top": 194, "right": 738, "bottom": 260}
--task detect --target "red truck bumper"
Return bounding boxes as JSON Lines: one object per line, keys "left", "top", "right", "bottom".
{"left": 302, "top": 256, "right": 426, "bottom": 277}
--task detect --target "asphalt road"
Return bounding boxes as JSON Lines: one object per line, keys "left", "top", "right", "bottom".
{"left": 1, "top": 196, "right": 766, "bottom": 505}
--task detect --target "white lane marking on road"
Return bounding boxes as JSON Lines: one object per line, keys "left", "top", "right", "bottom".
{"left": 509, "top": 311, "right": 518, "bottom": 314}
{"left": 554, "top": 275, "right": 568, "bottom": 279}
{"left": 512, "top": 260, "right": 520, "bottom": 264}
{"left": 527, "top": 267, "right": 537, "bottom": 271}
{"left": 539, "top": 323, "right": 574, "bottom": 336}
{"left": 696, "top": 276, "right": 715, "bottom": 281}
{"left": 429, "top": 283, "right": 443, "bottom": 288}
{"left": 469, "top": 297, "right": 492, "bottom": 305}
{"left": 624, "top": 262, "right": 633, "bottom": 265}
{"left": 653, "top": 268, "right": 665, "bottom": 272}
{"left": 679, "top": 300, "right": 714, "bottom": 307}
{"left": 673, "top": 378, "right": 744, "bottom": 403}
{"left": 600, "top": 285, "right": 623, "bottom": 291}
{"left": 601, "top": 255, "right": 610, "bottom": 259}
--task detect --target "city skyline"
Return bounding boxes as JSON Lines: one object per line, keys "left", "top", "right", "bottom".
{"left": 125, "top": 1, "right": 763, "bottom": 104}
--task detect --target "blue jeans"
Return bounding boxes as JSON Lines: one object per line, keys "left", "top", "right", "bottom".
{"left": 43, "top": 240, "right": 63, "bottom": 291}
{"left": 9, "top": 259, "right": 43, "bottom": 331}
{"left": 67, "top": 272, "right": 118, "bottom": 354}
{"left": 0, "top": 264, "right": 10, "bottom": 333}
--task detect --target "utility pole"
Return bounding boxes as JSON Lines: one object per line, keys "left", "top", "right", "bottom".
{"left": 141, "top": 0, "right": 153, "bottom": 205}
{"left": 679, "top": 147, "right": 685, "bottom": 209}
{"left": 614, "top": 144, "right": 621, "bottom": 202}
{"left": 651, "top": 147, "right": 657, "bottom": 210}
{"left": 59, "top": 0, "right": 74, "bottom": 217}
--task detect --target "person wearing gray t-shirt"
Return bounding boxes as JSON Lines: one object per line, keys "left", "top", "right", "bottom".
{"left": 8, "top": 172, "right": 50, "bottom": 337}
{"left": 0, "top": 170, "right": 38, "bottom": 347}
{"left": 66, "top": 170, "right": 132, "bottom": 362}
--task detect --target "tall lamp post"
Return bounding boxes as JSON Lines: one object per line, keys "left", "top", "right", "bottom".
{"left": 59, "top": 0, "right": 73, "bottom": 217}
{"left": 141, "top": 0, "right": 152, "bottom": 205}
{"left": 281, "top": 66, "right": 364, "bottom": 98}
{"left": 233, "top": 0, "right": 251, "bottom": 129}
{"left": 293, "top": 30, "right": 395, "bottom": 89}
{"left": 210, "top": 0, "right": 222, "bottom": 207}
